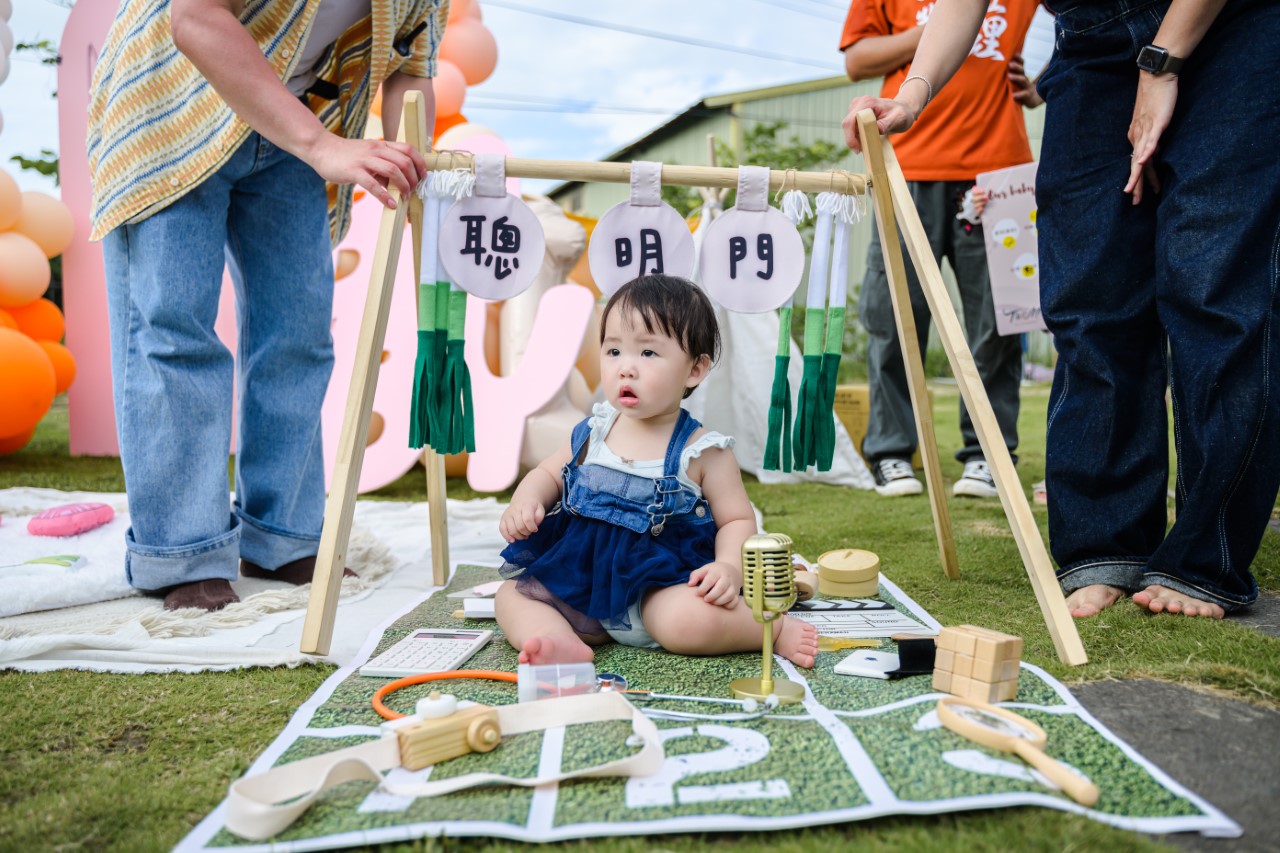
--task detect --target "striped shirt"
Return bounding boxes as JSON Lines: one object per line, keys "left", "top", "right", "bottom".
{"left": 86, "top": 0, "right": 447, "bottom": 244}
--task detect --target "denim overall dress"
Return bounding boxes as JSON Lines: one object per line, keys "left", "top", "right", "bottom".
{"left": 500, "top": 403, "right": 730, "bottom": 646}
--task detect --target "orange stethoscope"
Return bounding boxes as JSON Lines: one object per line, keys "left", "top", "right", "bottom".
{"left": 372, "top": 670, "right": 517, "bottom": 720}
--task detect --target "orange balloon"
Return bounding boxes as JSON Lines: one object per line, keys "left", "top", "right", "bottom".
{"left": 14, "top": 192, "right": 75, "bottom": 258}
{"left": 0, "top": 327, "right": 56, "bottom": 436}
{"left": 36, "top": 340, "right": 76, "bottom": 394}
{"left": 7, "top": 298, "right": 64, "bottom": 341}
{"left": 0, "top": 233, "right": 51, "bottom": 308}
{"left": 0, "top": 168, "right": 19, "bottom": 232}
{"left": 434, "top": 60, "right": 467, "bottom": 118}
{"left": 433, "top": 111, "right": 467, "bottom": 141}
{"left": 446, "top": 0, "right": 472, "bottom": 23}
{"left": 371, "top": 84, "right": 383, "bottom": 118}
{"left": 0, "top": 426, "right": 36, "bottom": 456}
{"left": 0, "top": 309, "right": 15, "bottom": 330}
{"left": 440, "top": 19, "right": 498, "bottom": 86}
{"left": 466, "top": 2, "right": 482, "bottom": 20}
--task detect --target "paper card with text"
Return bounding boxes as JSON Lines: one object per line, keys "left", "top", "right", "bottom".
{"left": 978, "top": 162, "right": 1047, "bottom": 335}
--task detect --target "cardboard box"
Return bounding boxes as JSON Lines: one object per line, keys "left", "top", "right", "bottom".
{"left": 833, "top": 384, "right": 934, "bottom": 469}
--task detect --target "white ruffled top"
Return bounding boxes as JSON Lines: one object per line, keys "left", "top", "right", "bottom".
{"left": 582, "top": 401, "right": 734, "bottom": 497}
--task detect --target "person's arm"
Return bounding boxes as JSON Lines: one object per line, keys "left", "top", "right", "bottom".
{"left": 499, "top": 439, "right": 573, "bottom": 543}
{"left": 169, "top": 0, "right": 425, "bottom": 207}
{"left": 1125, "top": 0, "right": 1229, "bottom": 204}
{"left": 844, "top": 27, "right": 923, "bottom": 81}
{"left": 380, "top": 70, "right": 437, "bottom": 146}
{"left": 688, "top": 447, "right": 756, "bottom": 608}
{"left": 842, "top": 0, "right": 988, "bottom": 151}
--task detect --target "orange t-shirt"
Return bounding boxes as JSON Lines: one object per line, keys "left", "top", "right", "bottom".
{"left": 840, "top": 0, "right": 1038, "bottom": 181}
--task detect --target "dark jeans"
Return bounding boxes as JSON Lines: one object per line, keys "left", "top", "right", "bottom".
{"left": 1036, "top": 0, "right": 1280, "bottom": 608}
{"left": 860, "top": 180, "right": 1022, "bottom": 465}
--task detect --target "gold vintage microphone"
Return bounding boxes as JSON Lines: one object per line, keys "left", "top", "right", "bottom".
{"left": 731, "top": 533, "right": 805, "bottom": 705}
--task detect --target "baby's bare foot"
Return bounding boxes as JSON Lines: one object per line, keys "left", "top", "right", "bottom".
{"left": 1133, "top": 585, "right": 1225, "bottom": 619}
{"left": 518, "top": 635, "right": 595, "bottom": 665}
{"left": 1065, "top": 584, "right": 1126, "bottom": 618}
{"left": 775, "top": 616, "right": 819, "bottom": 668}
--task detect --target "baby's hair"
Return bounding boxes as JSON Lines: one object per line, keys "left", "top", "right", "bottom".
{"left": 600, "top": 275, "right": 721, "bottom": 398}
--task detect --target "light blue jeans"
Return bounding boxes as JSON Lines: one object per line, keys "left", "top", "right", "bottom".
{"left": 102, "top": 132, "right": 335, "bottom": 591}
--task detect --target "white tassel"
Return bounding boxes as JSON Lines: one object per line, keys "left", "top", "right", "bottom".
{"left": 780, "top": 188, "right": 812, "bottom": 225}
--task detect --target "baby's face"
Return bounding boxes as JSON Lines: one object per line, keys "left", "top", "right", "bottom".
{"left": 599, "top": 309, "right": 701, "bottom": 420}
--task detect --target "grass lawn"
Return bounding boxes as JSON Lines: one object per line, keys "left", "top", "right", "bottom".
{"left": 0, "top": 386, "right": 1276, "bottom": 853}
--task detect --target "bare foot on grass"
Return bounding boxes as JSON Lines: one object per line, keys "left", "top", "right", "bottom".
{"left": 518, "top": 635, "right": 595, "bottom": 665}
{"left": 775, "top": 616, "right": 819, "bottom": 668}
{"left": 1065, "top": 584, "right": 1126, "bottom": 618}
{"left": 1132, "top": 585, "right": 1225, "bottom": 619}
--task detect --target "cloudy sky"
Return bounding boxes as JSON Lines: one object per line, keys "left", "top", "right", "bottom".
{"left": 0, "top": 0, "right": 852, "bottom": 197}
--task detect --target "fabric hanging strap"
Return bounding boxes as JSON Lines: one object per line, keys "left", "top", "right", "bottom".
{"left": 224, "top": 692, "right": 664, "bottom": 842}
{"left": 735, "top": 164, "right": 770, "bottom": 211}
{"left": 629, "top": 160, "right": 663, "bottom": 206}
{"left": 473, "top": 152, "right": 507, "bottom": 197}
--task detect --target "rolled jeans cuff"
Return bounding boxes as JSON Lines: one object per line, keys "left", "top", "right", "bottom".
{"left": 237, "top": 509, "right": 320, "bottom": 571}
{"left": 125, "top": 516, "right": 240, "bottom": 591}
{"left": 1056, "top": 559, "right": 1146, "bottom": 595}
{"left": 1141, "top": 572, "right": 1255, "bottom": 613}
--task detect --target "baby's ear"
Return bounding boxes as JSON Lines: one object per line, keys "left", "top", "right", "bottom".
{"left": 686, "top": 353, "right": 712, "bottom": 388}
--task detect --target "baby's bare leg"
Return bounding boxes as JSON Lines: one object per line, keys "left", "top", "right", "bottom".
{"left": 641, "top": 584, "right": 818, "bottom": 668}
{"left": 494, "top": 580, "right": 597, "bottom": 664}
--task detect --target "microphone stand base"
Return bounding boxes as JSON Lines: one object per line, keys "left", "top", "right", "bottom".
{"left": 730, "top": 677, "right": 805, "bottom": 705}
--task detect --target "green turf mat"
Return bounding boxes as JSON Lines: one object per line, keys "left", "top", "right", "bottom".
{"left": 179, "top": 566, "right": 1239, "bottom": 850}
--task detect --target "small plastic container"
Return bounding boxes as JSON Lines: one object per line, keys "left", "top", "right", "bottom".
{"left": 517, "top": 662, "right": 598, "bottom": 703}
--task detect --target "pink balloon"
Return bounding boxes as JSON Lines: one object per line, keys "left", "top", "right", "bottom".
{"left": 15, "top": 192, "right": 75, "bottom": 259}
{"left": 434, "top": 60, "right": 466, "bottom": 117}
{"left": 446, "top": 0, "right": 472, "bottom": 23}
{"left": 0, "top": 233, "right": 51, "bottom": 308}
{"left": 467, "top": 2, "right": 482, "bottom": 20}
{"left": 440, "top": 19, "right": 497, "bottom": 86}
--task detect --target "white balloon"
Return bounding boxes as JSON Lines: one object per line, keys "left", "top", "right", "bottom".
{"left": 0, "top": 0, "right": 10, "bottom": 23}
{"left": 0, "top": 108, "right": 5, "bottom": 139}
{"left": 0, "top": 21, "right": 11, "bottom": 55}
{"left": 0, "top": 51, "right": 8, "bottom": 88}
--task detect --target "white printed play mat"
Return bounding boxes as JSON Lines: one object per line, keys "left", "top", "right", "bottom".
{"left": 178, "top": 565, "right": 1239, "bottom": 850}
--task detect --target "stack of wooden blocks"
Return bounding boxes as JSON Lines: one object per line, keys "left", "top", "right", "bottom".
{"left": 932, "top": 625, "right": 1022, "bottom": 702}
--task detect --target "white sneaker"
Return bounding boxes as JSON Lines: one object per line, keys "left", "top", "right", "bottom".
{"left": 954, "top": 459, "right": 998, "bottom": 498}
{"left": 872, "top": 457, "right": 923, "bottom": 497}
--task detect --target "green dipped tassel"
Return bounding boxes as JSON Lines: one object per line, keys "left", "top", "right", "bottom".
{"left": 763, "top": 305, "right": 794, "bottom": 472}
{"left": 408, "top": 182, "right": 442, "bottom": 449}
{"left": 816, "top": 304, "right": 845, "bottom": 471}
{"left": 427, "top": 269, "right": 452, "bottom": 450}
{"left": 442, "top": 286, "right": 475, "bottom": 454}
{"left": 791, "top": 306, "right": 825, "bottom": 470}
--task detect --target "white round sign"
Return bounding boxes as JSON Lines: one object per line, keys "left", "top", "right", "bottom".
{"left": 588, "top": 200, "right": 695, "bottom": 295}
{"left": 698, "top": 206, "right": 805, "bottom": 313}
{"left": 439, "top": 193, "right": 546, "bottom": 300}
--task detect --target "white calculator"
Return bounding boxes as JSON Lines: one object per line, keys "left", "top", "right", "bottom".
{"left": 358, "top": 628, "right": 493, "bottom": 678}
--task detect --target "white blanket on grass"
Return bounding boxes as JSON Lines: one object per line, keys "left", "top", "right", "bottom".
{"left": 0, "top": 489, "right": 507, "bottom": 674}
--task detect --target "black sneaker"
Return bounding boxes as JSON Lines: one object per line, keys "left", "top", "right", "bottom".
{"left": 872, "top": 457, "right": 923, "bottom": 497}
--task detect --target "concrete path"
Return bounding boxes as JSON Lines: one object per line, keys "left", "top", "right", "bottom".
{"left": 1074, "top": 597, "right": 1280, "bottom": 852}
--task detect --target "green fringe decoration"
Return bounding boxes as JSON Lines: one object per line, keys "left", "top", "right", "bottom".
{"left": 816, "top": 304, "right": 846, "bottom": 471}
{"left": 441, "top": 288, "right": 474, "bottom": 455}
{"left": 408, "top": 281, "right": 437, "bottom": 449}
{"left": 426, "top": 279, "right": 451, "bottom": 449}
{"left": 792, "top": 306, "right": 825, "bottom": 470}
{"left": 763, "top": 306, "right": 794, "bottom": 472}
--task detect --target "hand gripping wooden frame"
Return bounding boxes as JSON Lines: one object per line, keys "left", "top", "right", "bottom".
{"left": 301, "top": 98, "right": 1086, "bottom": 666}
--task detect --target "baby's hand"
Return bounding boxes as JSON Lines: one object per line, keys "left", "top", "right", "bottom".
{"left": 971, "top": 186, "right": 990, "bottom": 217}
{"left": 689, "top": 561, "right": 741, "bottom": 608}
{"left": 499, "top": 500, "right": 545, "bottom": 543}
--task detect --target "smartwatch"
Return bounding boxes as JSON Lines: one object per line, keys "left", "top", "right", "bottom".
{"left": 1136, "top": 44, "right": 1184, "bottom": 75}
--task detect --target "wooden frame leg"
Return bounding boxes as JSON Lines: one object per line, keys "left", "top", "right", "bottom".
{"left": 301, "top": 93, "right": 422, "bottom": 655}
{"left": 856, "top": 111, "right": 1087, "bottom": 666}
{"left": 858, "top": 120, "right": 959, "bottom": 582}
